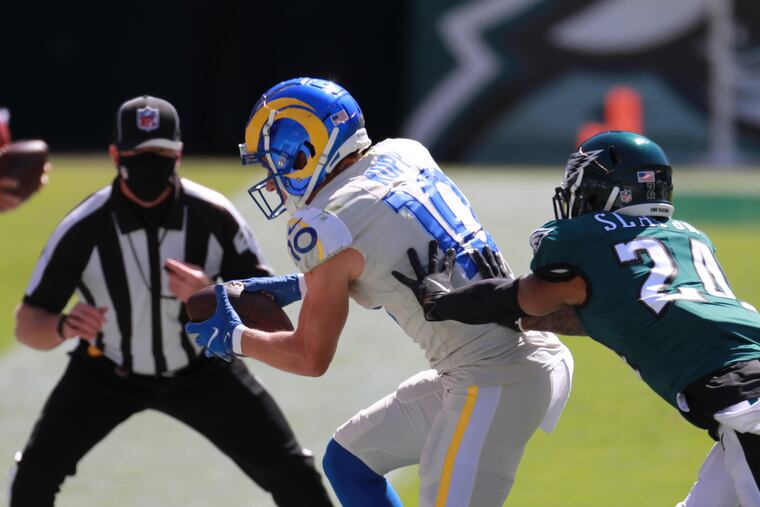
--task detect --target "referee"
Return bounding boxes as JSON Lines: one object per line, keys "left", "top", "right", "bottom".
{"left": 10, "top": 96, "right": 333, "bottom": 506}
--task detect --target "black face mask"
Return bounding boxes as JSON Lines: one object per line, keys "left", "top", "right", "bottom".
{"left": 119, "top": 153, "right": 177, "bottom": 202}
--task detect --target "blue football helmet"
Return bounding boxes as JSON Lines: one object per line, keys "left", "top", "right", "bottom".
{"left": 240, "top": 77, "right": 372, "bottom": 219}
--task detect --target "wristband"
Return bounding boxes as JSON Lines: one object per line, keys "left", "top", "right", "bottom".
{"left": 56, "top": 314, "right": 68, "bottom": 340}
{"left": 231, "top": 324, "right": 246, "bottom": 355}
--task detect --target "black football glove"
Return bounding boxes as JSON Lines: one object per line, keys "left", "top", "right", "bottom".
{"left": 392, "top": 240, "right": 455, "bottom": 321}
{"left": 471, "top": 245, "right": 510, "bottom": 280}
{"left": 470, "top": 245, "right": 521, "bottom": 330}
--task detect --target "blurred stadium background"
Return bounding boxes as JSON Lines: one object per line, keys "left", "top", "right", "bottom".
{"left": 1, "top": 0, "right": 759, "bottom": 505}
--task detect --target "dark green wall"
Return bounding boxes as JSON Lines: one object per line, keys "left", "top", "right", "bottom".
{"left": 0, "top": 0, "right": 407, "bottom": 154}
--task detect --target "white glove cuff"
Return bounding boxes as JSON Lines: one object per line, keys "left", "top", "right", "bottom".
{"left": 297, "top": 273, "right": 308, "bottom": 298}
{"left": 232, "top": 324, "right": 246, "bottom": 355}
{"left": 516, "top": 317, "right": 527, "bottom": 333}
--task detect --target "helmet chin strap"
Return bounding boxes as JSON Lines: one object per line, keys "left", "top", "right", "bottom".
{"left": 287, "top": 127, "right": 340, "bottom": 211}
{"left": 262, "top": 108, "right": 279, "bottom": 178}
{"left": 258, "top": 108, "right": 293, "bottom": 214}
{"left": 603, "top": 186, "right": 620, "bottom": 211}
{"left": 565, "top": 166, "right": 584, "bottom": 218}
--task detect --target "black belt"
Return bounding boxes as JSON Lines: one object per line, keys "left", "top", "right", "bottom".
{"left": 70, "top": 340, "right": 213, "bottom": 381}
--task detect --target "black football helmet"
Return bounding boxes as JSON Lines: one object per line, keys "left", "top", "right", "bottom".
{"left": 553, "top": 131, "right": 674, "bottom": 219}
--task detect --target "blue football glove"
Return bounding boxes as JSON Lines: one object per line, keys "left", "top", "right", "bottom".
{"left": 185, "top": 284, "right": 244, "bottom": 362}
{"left": 241, "top": 273, "right": 306, "bottom": 307}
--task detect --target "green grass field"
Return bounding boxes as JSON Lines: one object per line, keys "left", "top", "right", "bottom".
{"left": 1, "top": 156, "right": 758, "bottom": 506}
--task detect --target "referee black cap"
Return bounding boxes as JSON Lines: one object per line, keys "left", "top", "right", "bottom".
{"left": 114, "top": 95, "right": 183, "bottom": 152}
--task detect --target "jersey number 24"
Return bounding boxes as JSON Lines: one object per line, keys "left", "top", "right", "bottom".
{"left": 613, "top": 237, "right": 746, "bottom": 315}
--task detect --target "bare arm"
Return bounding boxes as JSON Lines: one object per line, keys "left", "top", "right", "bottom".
{"left": 15, "top": 302, "right": 107, "bottom": 350}
{"left": 238, "top": 248, "right": 364, "bottom": 376}
{"left": 520, "top": 305, "right": 587, "bottom": 336}
{"left": 517, "top": 274, "right": 587, "bottom": 315}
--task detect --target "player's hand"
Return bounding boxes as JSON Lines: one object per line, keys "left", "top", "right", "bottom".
{"left": 471, "top": 245, "right": 511, "bottom": 280}
{"left": 392, "top": 240, "right": 455, "bottom": 321}
{"left": 164, "top": 258, "right": 213, "bottom": 303}
{"left": 185, "top": 284, "right": 243, "bottom": 362}
{"left": 61, "top": 303, "right": 108, "bottom": 340}
{"left": 241, "top": 273, "right": 305, "bottom": 307}
{"left": 0, "top": 178, "right": 22, "bottom": 212}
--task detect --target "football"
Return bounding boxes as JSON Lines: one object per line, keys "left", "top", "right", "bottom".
{"left": 0, "top": 140, "right": 49, "bottom": 200}
{"left": 186, "top": 280, "right": 294, "bottom": 333}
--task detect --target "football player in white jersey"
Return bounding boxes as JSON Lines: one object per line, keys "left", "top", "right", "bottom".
{"left": 187, "top": 77, "right": 575, "bottom": 506}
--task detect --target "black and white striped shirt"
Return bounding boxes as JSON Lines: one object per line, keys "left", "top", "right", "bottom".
{"left": 24, "top": 178, "right": 272, "bottom": 375}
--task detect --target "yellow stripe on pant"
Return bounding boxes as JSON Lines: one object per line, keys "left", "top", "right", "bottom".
{"left": 435, "top": 385, "right": 479, "bottom": 507}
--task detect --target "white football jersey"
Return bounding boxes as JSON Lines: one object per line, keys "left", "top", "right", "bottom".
{"left": 286, "top": 138, "right": 566, "bottom": 386}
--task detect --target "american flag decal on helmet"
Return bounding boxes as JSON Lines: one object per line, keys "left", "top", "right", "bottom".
{"left": 330, "top": 110, "right": 349, "bottom": 126}
{"left": 637, "top": 171, "right": 655, "bottom": 183}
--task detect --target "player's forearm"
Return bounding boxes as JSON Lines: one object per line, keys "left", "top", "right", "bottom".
{"left": 431, "top": 275, "right": 583, "bottom": 330}
{"left": 14, "top": 304, "right": 64, "bottom": 350}
{"left": 431, "top": 278, "right": 525, "bottom": 325}
{"left": 520, "top": 306, "right": 588, "bottom": 336}
{"left": 516, "top": 274, "right": 588, "bottom": 322}
{"left": 238, "top": 328, "right": 335, "bottom": 377}
{"left": 237, "top": 249, "right": 355, "bottom": 376}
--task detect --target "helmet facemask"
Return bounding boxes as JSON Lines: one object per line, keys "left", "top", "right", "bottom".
{"left": 553, "top": 148, "right": 605, "bottom": 219}
{"left": 244, "top": 147, "right": 312, "bottom": 220}
{"left": 244, "top": 164, "right": 288, "bottom": 220}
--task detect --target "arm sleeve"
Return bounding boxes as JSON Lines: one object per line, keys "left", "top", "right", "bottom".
{"left": 431, "top": 278, "right": 525, "bottom": 325}
{"left": 23, "top": 219, "right": 94, "bottom": 313}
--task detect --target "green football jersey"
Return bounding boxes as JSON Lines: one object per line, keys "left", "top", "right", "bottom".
{"left": 530, "top": 212, "right": 760, "bottom": 408}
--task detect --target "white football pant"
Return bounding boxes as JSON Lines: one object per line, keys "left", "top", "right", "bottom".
{"left": 679, "top": 399, "right": 760, "bottom": 507}
{"left": 333, "top": 353, "right": 573, "bottom": 506}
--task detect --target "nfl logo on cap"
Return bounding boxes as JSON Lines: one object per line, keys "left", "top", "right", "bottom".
{"left": 114, "top": 95, "right": 183, "bottom": 152}
{"left": 137, "top": 106, "right": 160, "bottom": 132}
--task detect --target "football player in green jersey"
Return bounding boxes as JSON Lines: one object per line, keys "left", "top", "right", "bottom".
{"left": 395, "top": 131, "right": 760, "bottom": 507}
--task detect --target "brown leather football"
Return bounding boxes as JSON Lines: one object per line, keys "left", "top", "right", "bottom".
{"left": 0, "top": 140, "right": 49, "bottom": 199}
{"left": 186, "top": 280, "right": 294, "bottom": 333}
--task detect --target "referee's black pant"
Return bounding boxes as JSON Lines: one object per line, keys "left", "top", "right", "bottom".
{"left": 9, "top": 348, "right": 333, "bottom": 506}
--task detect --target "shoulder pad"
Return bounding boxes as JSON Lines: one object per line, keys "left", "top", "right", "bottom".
{"left": 286, "top": 208, "right": 353, "bottom": 272}
{"left": 529, "top": 219, "right": 581, "bottom": 280}
{"left": 529, "top": 219, "right": 566, "bottom": 254}
{"left": 529, "top": 226, "right": 555, "bottom": 254}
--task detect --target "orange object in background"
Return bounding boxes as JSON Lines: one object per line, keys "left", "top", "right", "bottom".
{"left": 577, "top": 122, "right": 607, "bottom": 149}
{"left": 576, "top": 86, "right": 643, "bottom": 146}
